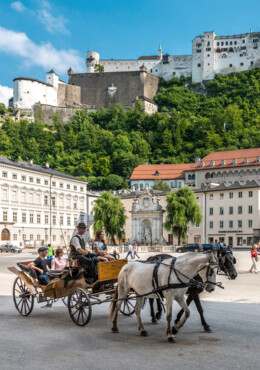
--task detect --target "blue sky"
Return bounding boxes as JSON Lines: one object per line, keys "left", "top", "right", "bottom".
{"left": 0, "top": 0, "right": 259, "bottom": 105}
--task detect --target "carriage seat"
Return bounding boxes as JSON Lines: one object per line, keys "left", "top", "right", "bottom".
{"left": 17, "top": 262, "right": 36, "bottom": 279}
{"left": 46, "top": 270, "right": 69, "bottom": 279}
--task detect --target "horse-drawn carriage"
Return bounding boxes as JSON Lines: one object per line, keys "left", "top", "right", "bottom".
{"left": 8, "top": 258, "right": 135, "bottom": 326}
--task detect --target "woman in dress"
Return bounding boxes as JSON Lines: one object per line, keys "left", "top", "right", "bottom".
{"left": 93, "top": 230, "right": 115, "bottom": 261}
{"left": 51, "top": 247, "right": 66, "bottom": 270}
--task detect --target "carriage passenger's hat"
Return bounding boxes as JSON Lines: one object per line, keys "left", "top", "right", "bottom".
{"left": 38, "top": 246, "right": 48, "bottom": 253}
{"left": 77, "top": 222, "right": 87, "bottom": 229}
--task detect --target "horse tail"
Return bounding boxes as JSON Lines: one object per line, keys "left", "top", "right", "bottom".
{"left": 109, "top": 285, "right": 118, "bottom": 321}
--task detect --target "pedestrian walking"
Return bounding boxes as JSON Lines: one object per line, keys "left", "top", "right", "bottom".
{"left": 126, "top": 243, "right": 133, "bottom": 259}
{"left": 249, "top": 244, "right": 258, "bottom": 274}
{"left": 132, "top": 242, "right": 140, "bottom": 259}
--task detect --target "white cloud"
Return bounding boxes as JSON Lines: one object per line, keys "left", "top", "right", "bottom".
{"left": 0, "top": 26, "right": 85, "bottom": 75}
{"left": 11, "top": 1, "right": 26, "bottom": 12}
{"left": 37, "top": 9, "right": 69, "bottom": 35}
{"left": 0, "top": 85, "right": 13, "bottom": 107}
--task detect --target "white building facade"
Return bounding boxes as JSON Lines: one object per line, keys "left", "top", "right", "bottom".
{"left": 0, "top": 156, "right": 87, "bottom": 248}
{"left": 87, "top": 31, "right": 260, "bottom": 83}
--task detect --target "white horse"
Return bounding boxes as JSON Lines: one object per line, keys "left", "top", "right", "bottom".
{"left": 109, "top": 251, "right": 218, "bottom": 342}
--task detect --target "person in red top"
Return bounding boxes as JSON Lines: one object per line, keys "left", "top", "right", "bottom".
{"left": 249, "top": 244, "right": 258, "bottom": 274}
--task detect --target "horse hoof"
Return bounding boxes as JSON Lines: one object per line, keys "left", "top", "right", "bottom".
{"left": 152, "top": 319, "right": 157, "bottom": 324}
{"left": 111, "top": 327, "right": 119, "bottom": 333}
{"left": 156, "top": 313, "right": 162, "bottom": 320}
{"left": 168, "top": 337, "right": 176, "bottom": 343}
{"left": 140, "top": 330, "right": 148, "bottom": 337}
{"left": 204, "top": 327, "right": 212, "bottom": 333}
{"left": 172, "top": 327, "right": 178, "bottom": 335}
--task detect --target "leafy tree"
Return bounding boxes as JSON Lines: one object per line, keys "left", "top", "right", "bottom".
{"left": 164, "top": 187, "right": 202, "bottom": 245}
{"left": 152, "top": 179, "right": 170, "bottom": 191}
{"left": 102, "top": 174, "right": 123, "bottom": 190}
{"left": 0, "top": 103, "right": 5, "bottom": 115}
{"left": 94, "top": 64, "right": 104, "bottom": 73}
{"left": 93, "top": 192, "right": 127, "bottom": 243}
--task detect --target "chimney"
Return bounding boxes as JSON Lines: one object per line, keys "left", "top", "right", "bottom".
{"left": 45, "top": 162, "right": 49, "bottom": 169}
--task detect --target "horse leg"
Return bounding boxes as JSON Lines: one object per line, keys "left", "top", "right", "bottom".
{"left": 149, "top": 298, "right": 157, "bottom": 324}
{"left": 165, "top": 297, "right": 176, "bottom": 343}
{"left": 193, "top": 291, "right": 212, "bottom": 333}
{"left": 136, "top": 297, "right": 148, "bottom": 336}
{"left": 111, "top": 280, "right": 129, "bottom": 333}
{"left": 174, "top": 293, "right": 193, "bottom": 325}
{"left": 172, "top": 296, "right": 190, "bottom": 335}
{"left": 155, "top": 298, "right": 163, "bottom": 321}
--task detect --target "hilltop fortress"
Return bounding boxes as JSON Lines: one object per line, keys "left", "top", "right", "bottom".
{"left": 12, "top": 30, "right": 260, "bottom": 122}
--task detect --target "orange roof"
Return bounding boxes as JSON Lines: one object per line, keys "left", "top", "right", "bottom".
{"left": 188, "top": 148, "right": 260, "bottom": 171}
{"left": 130, "top": 163, "right": 193, "bottom": 180}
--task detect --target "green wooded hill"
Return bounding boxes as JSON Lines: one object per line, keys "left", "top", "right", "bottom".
{"left": 0, "top": 68, "right": 260, "bottom": 190}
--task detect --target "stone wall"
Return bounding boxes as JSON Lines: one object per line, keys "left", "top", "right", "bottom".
{"left": 57, "top": 84, "right": 81, "bottom": 106}
{"left": 34, "top": 103, "right": 84, "bottom": 124}
{"left": 68, "top": 70, "right": 159, "bottom": 108}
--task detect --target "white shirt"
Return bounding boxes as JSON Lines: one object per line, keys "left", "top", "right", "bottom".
{"left": 128, "top": 244, "right": 132, "bottom": 251}
{"left": 71, "top": 234, "right": 85, "bottom": 250}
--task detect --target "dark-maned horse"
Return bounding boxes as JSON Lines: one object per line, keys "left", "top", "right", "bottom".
{"left": 147, "top": 247, "right": 237, "bottom": 333}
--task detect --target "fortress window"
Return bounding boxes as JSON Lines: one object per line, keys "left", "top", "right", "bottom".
{"left": 230, "top": 41, "right": 233, "bottom": 45}
{"left": 207, "top": 41, "right": 210, "bottom": 46}
{"left": 253, "top": 46, "right": 258, "bottom": 49}
{"left": 221, "top": 42, "right": 224, "bottom": 46}
{"left": 217, "top": 42, "right": 219, "bottom": 46}
{"left": 243, "top": 40, "right": 245, "bottom": 43}
{"left": 234, "top": 41, "right": 237, "bottom": 45}
{"left": 197, "top": 64, "right": 201, "bottom": 67}
{"left": 206, "top": 48, "right": 211, "bottom": 51}
{"left": 240, "top": 63, "right": 244, "bottom": 66}
{"left": 253, "top": 39, "right": 258, "bottom": 43}
{"left": 208, "top": 63, "right": 210, "bottom": 66}
{"left": 251, "top": 61, "right": 254, "bottom": 66}
{"left": 229, "top": 64, "right": 233, "bottom": 67}
{"left": 207, "top": 54, "right": 210, "bottom": 57}
{"left": 225, "top": 41, "right": 228, "bottom": 45}
{"left": 197, "top": 49, "right": 201, "bottom": 53}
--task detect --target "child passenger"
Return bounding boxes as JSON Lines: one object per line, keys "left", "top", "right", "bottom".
{"left": 93, "top": 230, "right": 115, "bottom": 261}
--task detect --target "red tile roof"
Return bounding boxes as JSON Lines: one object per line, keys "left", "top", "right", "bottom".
{"left": 186, "top": 148, "right": 260, "bottom": 172}
{"left": 130, "top": 163, "right": 193, "bottom": 180}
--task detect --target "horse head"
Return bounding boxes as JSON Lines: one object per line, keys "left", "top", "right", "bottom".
{"left": 218, "top": 246, "right": 237, "bottom": 280}
{"left": 198, "top": 251, "right": 218, "bottom": 293}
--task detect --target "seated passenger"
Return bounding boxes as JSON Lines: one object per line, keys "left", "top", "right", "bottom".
{"left": 93, "top": 230, "right": 115, "bottom": 261}
{"left": 51, "top": 247, "right": 66, "bottom": 270}
{"left": 28, "top": 247, "right": 50, "bottom": 285}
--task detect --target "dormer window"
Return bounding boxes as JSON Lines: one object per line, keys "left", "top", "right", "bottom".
{"left": 244, "top": 158, "right": 248, "bottom": 163}
{"left": 155, "top": 170, "right": 159, "bottom": 176}
{"left": 210, "top": 161, "right": 214, "bottom": 166}
{"left": 232, "top": 159, "right": 237, "bottom": 164}
{"left": 221, "top": 160, "right": 226, "bottom": 165}
{"left": 200, "top": 162, "right": 204, "bottom": 167}
{"left": 256, "top": 157, "right": 260, "bottom": 162}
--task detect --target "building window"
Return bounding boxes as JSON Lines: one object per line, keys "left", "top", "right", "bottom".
{"left": 73, "top": 185, "right": 77, "bottom": 191}
{"left": 22, "top": 175, "right": 26, "bottom": 181}
{"left": 195, "top": 223, "right": 200, "bottom": 228}
{"left": 53, "top": 215, "right": 56, "bottom": 225}
{"left": 67, "top": 216, "right": 71, "bottom": 226}
{"left": 13, "top": 234, "right": 17, "bottom": 241}
{"left": 209, "top": 208, "right": 213, "bottom": 216}
{"left": 220, "top": 193, "right": 224, "bottom": 200}
{"left": 51, "top": 197, "right": 56, "bottom": 207}
{"left": 22, "top": 234, "right": 26, "bottom": 241}
{"left": 248, "top": 220, "right": 253, "bottom": 228}
{"left": 197, "top": 63, "right": 201, "bottom": 67}
{"left": 80, "top": 187, "right": 84, "bottom": 192}
{"left": 60, "top": 183, "right": 63, "bottom": 188}
{"left": 44, "top": 196, "right": 48, "bottom": 205}
{"left": 30, "top": 234, "right": 33, "bottom": 241}
{"left": 219, "top": 221, "right": 224, "bottom": 229}
{"left": 3, "top": 211, "right": 8, "bottom": 222}
{"left": 248, "top": 191, "right": 253, "bottom": 197}
{"left": 60, "top": 216, "right": 64, "bottom": 225}
{"left": 229, "top": 207, "right": 233, "bottom": 215}
{"left": 238, "top": 206, "right": 243, "bottom": 214}
{"left": 44, "top": 180, "right": 48, "bottom": 186}
{"left": 12, "top": 174, "right": 17, "bottom": 179}
{"left": 219, "top": 207, "right": 224, "bottom": 215}
{"left": 29, "top": 193, "right": 33, "bottom": 203}
{"left": 29, "top": 177, "right": 33, "bottom": 183}
{"left": 30, "top": 213, "right": 34, "bottom": 223}
{"left": 36, "top": 178, "right": 41, "bottom": 184}
{"left": 52, "top": 181, "right": 56, "bottom": 187}
{"left": 238, "top": 192, "right": 242, "bottom": 198}
{"left": 74, "top": 202, "right": 77, "bottom": 210}
{"left": 229, "top": 64, "right": 233, "bottom": 67}
{"left": 237, "top": 237, "right": 243, "bottom": 246}
{"left": 229, "top": 220, "right": 233, "bottom": 228}
{"left": 12, "top": 191, "right": 17, "bottom": 202}
{"left": 13, "top": 212, "right": 17, "bottom": 222}
{"left": 247, "top": 237, "right": 253, "bottom": 245}
{"left": 3, "top": 172, "right": 7, "bottom": 178}
{"left": 37, "top": 214, "right": 41, "bottom": 224}
{"left": 209, "top": 221, "right": 213, "bottom": 229}
{"left": 234, "top": 41, "right": 237, "bottom": 45}
{"left": 74, "top": 217, "right": 77, "bottom": 226}
{"left": 67, "top": 184, "right": 71, "bottom": 190}
{"left": 45, "top": 214, "right": 48, "bottom": 224}
{"left": 22, "top": 213, "right": 26, "bottom": 223}
{"left": 53, "top": 235, "right": 56, "bottom": 242}
{"left": 21, "top": 192, "right": 25, "bottom": 202}
{"left": 229, "top": 192, "right": 233, "bottom": 199}
{"left": 209, "top": 194, "right": 213, "bottom": 200}
{"left": 36, "top": 234, "right": 40, "bottom": 241}
{"left": 248, "top": 205, "right": 253, "bottom": 214}
{"left": 238, "top": 220, "right": 242, "bottom": 228}
{"left": 2, "top": 189, "right": 8, "bottom": 200}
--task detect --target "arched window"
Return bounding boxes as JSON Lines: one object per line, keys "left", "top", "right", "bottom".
{"left": 1, "top": 228, "right": 10, "bottom": 241}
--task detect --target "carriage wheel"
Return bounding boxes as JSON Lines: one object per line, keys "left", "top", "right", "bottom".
{"left": 61, "top": 296, "right": 68, "bottom": 306}
{"left": 120, "top": 298, "right": 135, "bottom": 316}
{"left": 68, "top": 288, "right": 92, "bottom": 326}
{"left": 13, "top": 277, "right": 34, "bottom": 316}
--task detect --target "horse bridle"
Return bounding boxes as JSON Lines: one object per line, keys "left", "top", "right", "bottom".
{"left": 218, "top": 249, "right": 236, "bottom": 278}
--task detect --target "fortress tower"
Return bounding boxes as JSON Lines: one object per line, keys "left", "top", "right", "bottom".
{"left": 86, "top": 51, "right": 100, "bottom": 73}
